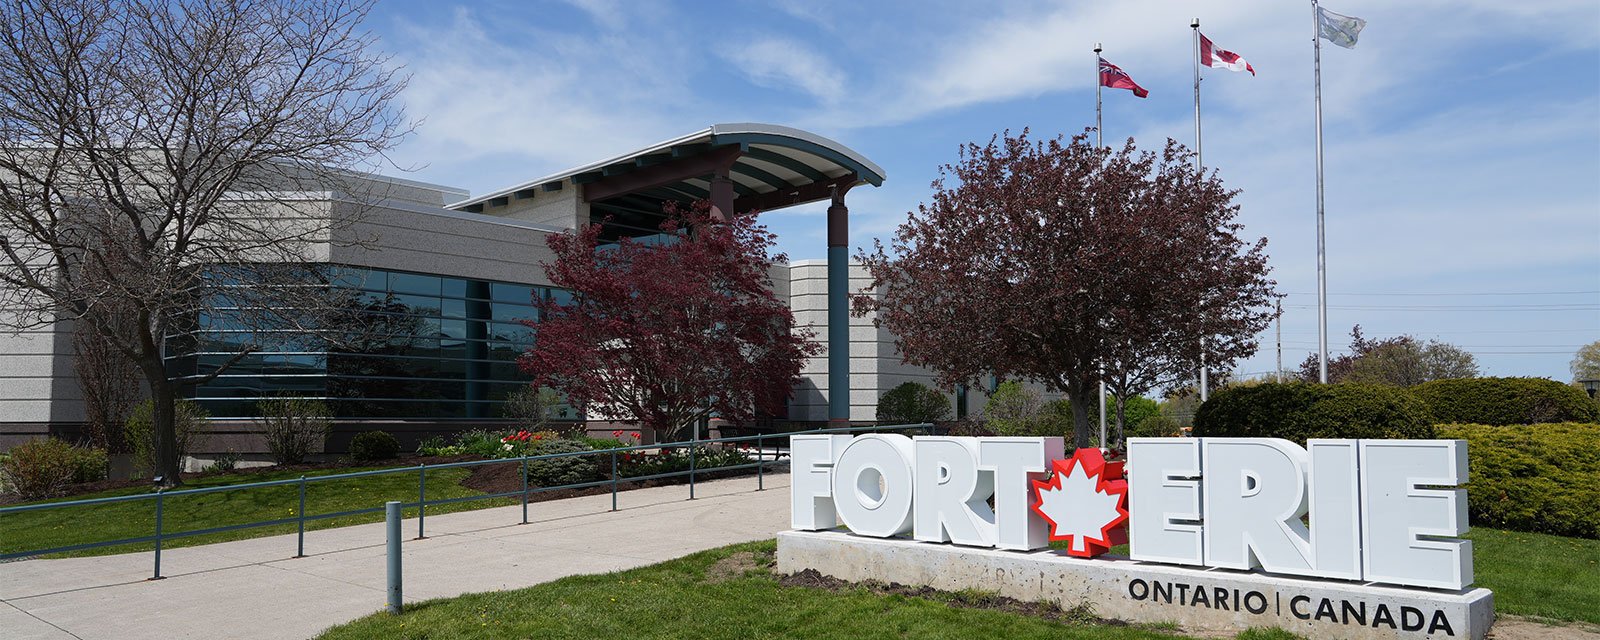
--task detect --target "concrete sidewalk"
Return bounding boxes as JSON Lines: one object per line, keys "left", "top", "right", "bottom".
{"left": 1, "top": 473, "right": 792, "bottom": 640}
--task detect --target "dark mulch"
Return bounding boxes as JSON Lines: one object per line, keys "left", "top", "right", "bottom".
{"left": 459, "top": 461, "right": 766, "bottom": 504}
{"left": 1, "top": 454, "right": 485, "bottom": 505}
{"left": 778, "top": 568, "right": 1127, "bottom": 627}
{"left": 3, "top": 453, "right": 773, "bottom": 506}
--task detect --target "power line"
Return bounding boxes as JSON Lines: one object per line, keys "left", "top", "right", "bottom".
{"left": 1278, "top": 328, "right": 1594, "bottom": 335}
{"left": 1283, "top": 304, "right": 1598, "bottom": 311}
{"left": 1281, "top": 343, "right": 1587, "bottom": 349}
{"left": 1284, "top": 290, "right": 1600, "bottom": 297}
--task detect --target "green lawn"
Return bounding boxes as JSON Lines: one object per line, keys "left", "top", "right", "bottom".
{"left": 318, "top": 528, "right": 1600, "bottom": 639}
{"left": 0, "top": 461, "right": 518, "bottom": 559}
{"left": 1044, "top": 529, "right": 1600, "bottom": 625}
{"left": 1466, "top": 527, "right": 1600, "bottom": 624}
{"left": 318, "top": 540, "right": 1194, "bottom": 640}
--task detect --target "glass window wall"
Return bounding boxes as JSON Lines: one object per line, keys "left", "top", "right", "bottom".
{"left": 170, "top": 265, "right": 558, "bottom": 420}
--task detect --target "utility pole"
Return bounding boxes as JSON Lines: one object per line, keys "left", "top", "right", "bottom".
{"left": 1276, "top": 300, "right": 1283, "bottom": 382}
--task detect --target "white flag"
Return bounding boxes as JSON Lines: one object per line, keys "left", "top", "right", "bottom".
{"left": 1317, "top": 6, "right": 1365, "bottom": 49}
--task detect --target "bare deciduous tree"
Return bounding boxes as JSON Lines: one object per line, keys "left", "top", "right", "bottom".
{"left": 0, "top": 0, "right": 411, "bottom": 485}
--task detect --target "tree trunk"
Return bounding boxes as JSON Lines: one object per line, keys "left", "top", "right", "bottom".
{"left": 1065, "top": 380, "right": 1095, "bottom": 451}
{"left": 1113, "top": 396, "right": 1127, "bottom": 451}
{"left": 136, "top": 356, "right": 183, "bottom": 487}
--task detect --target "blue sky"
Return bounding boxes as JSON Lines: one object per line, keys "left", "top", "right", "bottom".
{"left": 364, "top": 0, "right": 1599, "bottom": 382}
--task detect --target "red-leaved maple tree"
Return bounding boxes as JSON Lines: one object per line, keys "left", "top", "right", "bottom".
{"left": 520, "top": 203, "right": 819, "bottom": 440}
{"left": 854, "top": 130, "right": 1278, "bottom": 449}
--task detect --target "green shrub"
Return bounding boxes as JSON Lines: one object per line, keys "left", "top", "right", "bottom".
{"left": 875, "top": 382, "right": 951, "bottom": 425}
{"left": 1193, "top": 382, "right": 1435, "bottom": 443}
{"left": 1109, "top": 396, "right": 1161, "bottom": 441}
{"left": 452, "top": 429, "right": 505, "bottom": 458}
{"left": 349, "top": 430, "right": 400, "bottom": 461}
{"left": 256, "top": 396, "right": 332, "bottom": 465}
{"left": 1437, "top": 423, "right": 1600, "bottom": 539}
{"left": 1127, "top": 412, "right": 1181, "bottom": 438}
{"left": 0, "top": 439, "right": 107, "bottom": 499}
{"left": 503, "top": 387, "right": 563, "bottom": 432}
{"left": 202, "top": 451, "right": 240, "bottom": 473}
{"left": 527, "top": 438, "right": 598, "bottom": 487}
{"left": 1414, "top": 377, "right": 1598, "bottom": 426}
{"left": 582, "top": 437, "right": 628, "bottom": 451}
{"left": 983, "top": 382, "right": 1071, "bottom": 437}
{"left": 70, "top": 445, "right": 107, "bottom": 484}
{"left": 124, "top": 398, "right": 206, "bottom": 476}
{"left": 416, "top": 435, "right": 451, "bottom": 456}
{"left": 618, "top": 445, "right": 753, "bottom": 479}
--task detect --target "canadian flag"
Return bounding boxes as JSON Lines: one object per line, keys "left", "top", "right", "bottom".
{"left": 1200, "top": 33, "right": 1255, "bottom": 76}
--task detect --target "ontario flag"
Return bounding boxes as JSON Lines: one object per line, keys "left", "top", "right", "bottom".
{"left": 1098, "top": 57, "right": 1149, "bottom": 98}
{"left": 1199, "top": 33, "right": 1255, "bottom": 76}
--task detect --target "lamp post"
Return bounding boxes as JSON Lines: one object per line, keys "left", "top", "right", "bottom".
{"left": 1580, "top": 379, "right": 1600, "bottom": 400}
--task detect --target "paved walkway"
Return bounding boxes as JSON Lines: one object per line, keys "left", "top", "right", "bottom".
{"left": 1, "top": 473, "right": 792, "bottom": 640}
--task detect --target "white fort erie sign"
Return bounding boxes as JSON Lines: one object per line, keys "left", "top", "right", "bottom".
{"left": 777, "top": 435, "right": 1494, "bottom": 640}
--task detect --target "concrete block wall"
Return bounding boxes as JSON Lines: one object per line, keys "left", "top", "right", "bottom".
{"left": 469, "top": 180, "right": 588, "bottom": 231}
{"left": 782, "top": 260, "right": 958, "bottom": 423}
{"left": 329, "top": 199, "right": 562, "bottom": 287}
{"left": 0, "top": 316, "right": 86, "bottom": 448}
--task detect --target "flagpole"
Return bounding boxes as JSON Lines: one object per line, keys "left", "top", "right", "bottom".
{"left": 1192, "top": 19, "right": 1209, "bottom": 403}
{"left": 1312, "top": 0, "right": 1329, "bottom": 383}
{"left": 1094, "top": 41, "right": 1106, "bottom": 448}
{"left": 1094, "top": 42, "right": 1103, "bottom": 149}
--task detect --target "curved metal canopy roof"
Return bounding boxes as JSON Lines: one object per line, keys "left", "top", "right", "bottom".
{"left": 448, "top": 123, "right": 885, "bottom": 215}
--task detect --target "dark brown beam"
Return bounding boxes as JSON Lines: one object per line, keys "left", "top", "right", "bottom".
{"left": 635, "top": 153, "right": 672, "bottom": 167}
{"left": 733, "top": 174, "right": 858, "bottom": 214}
{"left": 582, "top": 145, "right": 742, "bottom": 203}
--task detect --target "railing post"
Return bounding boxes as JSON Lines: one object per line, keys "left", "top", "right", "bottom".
{"left": 386, "top": 501, "right": 402, "bottom": 615}
{"left": 610, "top": 450, "right": 618, "bottom": 512}
{"left": 150, "top": 489, "right": 165, "bottom": 581}
{"left": 688, "top": 445, "right": 697, "bottom": 500}
{"left": 756, "top": 434, "right": 764, "bottom": 491}
{"left": 295, "top": 475, "right": 307, "bottom": 558}
{"left": 520, "top": 456, "right": 529, "bottom": 525}
{"left": 416, "top": 464, "right": 427, "bottom": 540}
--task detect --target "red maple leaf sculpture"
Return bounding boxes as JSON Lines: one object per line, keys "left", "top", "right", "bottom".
{"left": 1030, "top": 448, "right": 1129, "bottom": 558}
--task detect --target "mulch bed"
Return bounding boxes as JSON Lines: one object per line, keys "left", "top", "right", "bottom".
{"left": 458, "top": 461, "right": 766, "bottom": 504}
{"left": 2, "top": 454, "right": 487, "bottom": 505}
{"left": 2, "top": 454, "right": 773, "bottom": 506}
{"left": 778, "top": 568, "right": 1129, "bottom": 627}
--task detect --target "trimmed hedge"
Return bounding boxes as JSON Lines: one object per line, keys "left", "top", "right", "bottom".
{"left": 1438, "top": 423, "right": 1599, "bottom": 539}
{"left": 1414, "top": 377, "right": 1598, "bottom": 426}
{"left": 349, "top": 430, "right": 400, "bottom": 461}
{"left": 1192, "top": 382, "right": 1435, "bottom": 443}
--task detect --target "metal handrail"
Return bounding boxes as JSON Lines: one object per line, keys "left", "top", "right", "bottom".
{"left": 0, "top": 422, "right": 934, "bottom": 577}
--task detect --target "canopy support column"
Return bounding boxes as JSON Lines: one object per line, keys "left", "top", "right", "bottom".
{"left": 709, "top": 166, "right": 735, "bottom": 222}
{"left": 827, "top": 184, "right": 852, "bottom": 424}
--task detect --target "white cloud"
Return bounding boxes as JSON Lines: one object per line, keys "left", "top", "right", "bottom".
{"left": 560, "top": 0, "right": 628, "bottom": 31}
{"left": 721, "top": 36, "right": 846, "bottom": 105}
{"left": 382, "top": 7, "right": 712, "bottom": 192}
{"left": 368, "top": 0, "right": 1598, "bottom": 377}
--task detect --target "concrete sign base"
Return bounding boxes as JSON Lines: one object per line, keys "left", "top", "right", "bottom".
{"left": 776, "top": 530, "right": 1494, "bottom": 639}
